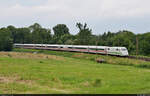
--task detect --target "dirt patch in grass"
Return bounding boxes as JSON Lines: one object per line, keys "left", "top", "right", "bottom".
{"left": 0, "top": 52, "right": 64, "bottom": 61}
{"left": 0, "top": 76, "right": 34, "bottom": 86}
{"left": 72, "top": 53, "right": 87, "bottom": 58}
{"left": 0, "top": 76, "right": 72, "bottom": 94}
{"left": 16, "top": 79, "right": 33, "bottom": 86}
{"left": 51, "top": 88, "right": 72, "bottom": 93}
{"left": 82, "top": 81, "right": 91, "bottom": 87}
{"left": 0, "top": 77, "right": 14, "bottom": 83}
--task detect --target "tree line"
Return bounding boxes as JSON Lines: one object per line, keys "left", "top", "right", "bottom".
{"left": 0, "top": 23, "right": 150, "bottom": 56}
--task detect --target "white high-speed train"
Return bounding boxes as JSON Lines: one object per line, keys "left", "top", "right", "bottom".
{"left": 14, "top": 44, "right": 129, "bottom": 56}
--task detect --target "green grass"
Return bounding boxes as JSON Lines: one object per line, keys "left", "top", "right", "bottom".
{"left": 131, "top": 55, "right": 150, "bottom": 58}
{"left": 0, "top": 50, "right": 150, "bottom": 93}
{"left": 14, "top": 48, "right": 150, "bottom": 69}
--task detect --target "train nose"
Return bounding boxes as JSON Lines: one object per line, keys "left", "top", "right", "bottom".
{"left": 122, "top": 51, "right": 129, "bottom": 56}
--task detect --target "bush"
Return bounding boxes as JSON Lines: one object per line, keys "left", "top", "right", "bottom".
{"left": 136, "top": 64, "right": 150, "bottom": 68}
{"left": 0, "top": 28, "right": 13, "bottom": 51}
{"left": 92, "top": 79, "right": 102, "bottom": 87}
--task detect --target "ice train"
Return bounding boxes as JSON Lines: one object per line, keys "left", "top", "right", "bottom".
{"left": 14, "top": 44, "right": 129, "bottom": 56}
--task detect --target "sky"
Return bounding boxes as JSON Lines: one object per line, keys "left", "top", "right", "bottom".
{"left": 0, "top": 0, "right": 150, "bottom": 35}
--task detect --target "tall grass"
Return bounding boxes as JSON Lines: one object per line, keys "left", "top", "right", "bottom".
{"left": 13, "top": 48, "right": 150, "bottom": 69}
{"left": 1, "top": 50, "right": 150, "bottom": 93}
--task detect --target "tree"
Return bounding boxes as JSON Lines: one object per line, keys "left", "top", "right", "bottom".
{"left": 29, "top": 23, "right": 42, "bottom": 32}
{"left": 29, "top": 23, "right": 52, "bottom": 44}
{"left": 138, "top": 32, "right": 150, "bottom": 55}
{"left": 40, "top": 28, "right": 52, "bottom": 44}
{"left": 7, "top": 25, "right": 17, "bottom": 43}
{"left": 0, "top": 28, "right": 13, "bottom": 51}
{"left": 98, "top": 31, "right": 115, "bottom": 46}
{"left": 53, "top": 24, "right": 70, "bottom": 37}
{"left": 60, "top": 34, "right": 75, "bottom": 44}
{"left": 15, "top": 28, "right": 31, "bottom": 44}
{"left": 52, "top": 24, "right": 70, "bottom": 44}
{"left": 76, "top": 23, "right": 93, "bottom": 45}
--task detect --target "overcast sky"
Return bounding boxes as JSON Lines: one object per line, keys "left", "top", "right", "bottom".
{"left": 0, "top": 0, "right": 150, "bottom": 34}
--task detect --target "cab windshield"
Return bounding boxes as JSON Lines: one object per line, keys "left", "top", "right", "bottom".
{"left": 122, "top": 49, "right": 127, "bottom": 51}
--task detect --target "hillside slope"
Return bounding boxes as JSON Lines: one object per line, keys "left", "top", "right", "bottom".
{"left": 0, "top": 52, "right": 150, "bottom": 94}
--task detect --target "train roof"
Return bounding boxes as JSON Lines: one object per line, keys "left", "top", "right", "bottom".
{"left": 14, "top": 44, "right": 127, "bottom": 49}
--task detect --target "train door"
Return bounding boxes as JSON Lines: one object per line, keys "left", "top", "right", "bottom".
{"left": 105, "top": 47, "right": 110, "bottom": 55}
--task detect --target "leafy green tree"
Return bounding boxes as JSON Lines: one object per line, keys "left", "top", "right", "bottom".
{"left": 29, "top": 23, "right": 42, "bottom": 31}
{"left": 53, "top": 24, "right": 70, "bottom": 38}
{"left": 76, "top": 23, "right": 93, "bottom": 45}
{"left": 15, "top": 28, "right": 31, "bottom": 44}
{"left": 65, "top": 39, "right": 74, "bottom": 45}
{"left": 7, "top": 25, "right": 17, "bottom": 43}
{"left": 138, "top": 32, "right": 150, "bottom": 55}
{"left": 0, "top": 28, "right": 13, "bottom": 51}
{"left": 98, "top": 31, "right": 115, "bottom": 46}
{"left": 40, "top": 28, "right": 52, "bottom": 44}
{"left": 60, "top": 34, "right": 75, "bottom": 44}
{"left": 29, "top": 23, "right": 52, "bottom": 44}
{"left": 4, "top": 38, "right": 13, "bottom": 51}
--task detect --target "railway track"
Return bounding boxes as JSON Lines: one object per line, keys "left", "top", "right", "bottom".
{"left": 18, "top": 47, "right": 150, "bottom": 62}
{"left": 127, "top": 56, "right": 150, "bottom": 62}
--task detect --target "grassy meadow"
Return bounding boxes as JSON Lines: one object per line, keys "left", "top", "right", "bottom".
{"left": 14, "top": 48, "right": 150, "bottom": 69}
{"left": 0, "top": 49, "right": 150, "bottom": 93}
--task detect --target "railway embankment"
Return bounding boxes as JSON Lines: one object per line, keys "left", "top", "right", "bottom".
{"left": 127, "top": 56, "right": 150, "bottom": 62}
{"left": 14, "top": 48, "right": 150, "bottom": 69}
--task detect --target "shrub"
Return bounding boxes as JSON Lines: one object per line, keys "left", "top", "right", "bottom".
{"left": 136, "top": 64, "right": 150, "bottom": 68}
{"left": 92, "top": 79, "right": 102, "bottom": 87}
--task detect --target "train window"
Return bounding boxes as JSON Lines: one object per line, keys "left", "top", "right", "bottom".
{"left": 90, "top": 48, "right": 104, "bottom": 50}
{"left": 116, "top": 49, "right": 120, "bottom": 51}
{"left": 122, "top": 49, "right": 127, "bottom": 51}
{"left": 108, "top": 48, "right": 110, "bottom": 50}
{"left": 47, "top": 46, "right": 58, "bottom": 48}
{"left": 99, "top": 49, "right": 105, "bottom": 50}
{"left": 74, "top": 47, "right": 87, "bottom": 49}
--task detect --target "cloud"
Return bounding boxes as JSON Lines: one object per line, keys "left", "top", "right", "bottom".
{"left": 0, "top": 0, "right": 150, "bottom": 34}
{"left": 1, "top": 0, "right": 150, "bottom": 19}
{"left": 44, "top": 0, "right": 150, "bottom": 19}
